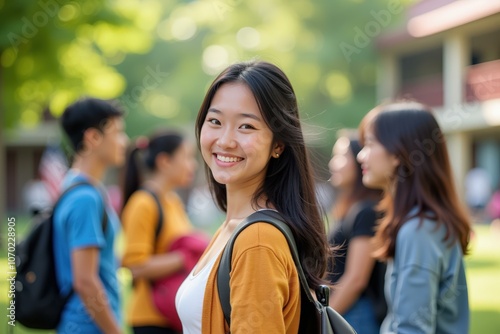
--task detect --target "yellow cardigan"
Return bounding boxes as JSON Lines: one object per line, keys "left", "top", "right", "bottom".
{"left": 201, "top": 222, "right": 302, "bottom": 334}
{"left": 121, "top": 190, "right": 193, "bottom": 327}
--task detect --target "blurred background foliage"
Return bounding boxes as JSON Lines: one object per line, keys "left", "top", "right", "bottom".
{"left": 1, "top": 0, "right": 414, "bottom": 160}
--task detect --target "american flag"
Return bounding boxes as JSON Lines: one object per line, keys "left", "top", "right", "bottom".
{"left": 39, "top": 145, "right": 68, "bottom": 204}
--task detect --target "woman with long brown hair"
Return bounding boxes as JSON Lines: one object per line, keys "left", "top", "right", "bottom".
{"left": 357, "top": 101, "right": 471, "bottom": 334}
{"left": 175, "top": 60, "right": 330, "bottom": 333}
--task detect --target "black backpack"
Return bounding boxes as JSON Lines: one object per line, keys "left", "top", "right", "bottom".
{"left": 217, "top": 210, "right": 357, "bottom": 334}
{"left": 14, "top": 181, "right": 107, "bottom": 329}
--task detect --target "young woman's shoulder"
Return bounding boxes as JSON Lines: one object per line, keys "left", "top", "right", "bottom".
{"left": 353, "top": 204, "right": 378, "bottom": 223}
{"left": 396, "top": 215, "right": 449, "bottom": 263}
{"left": 60, "top": 184, "right": 102, "bottom": 204}
{"left": 121, "top": 190, "right": 157, "bottom": 220}
{"left": 398, "top": 215, "right": 442, "bottom": 241}
{"left": 232, "top": 222, "right": 292, "bottom": 259}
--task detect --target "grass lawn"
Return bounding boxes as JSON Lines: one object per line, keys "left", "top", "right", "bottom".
{"left": 1, "top": 217, "right": 499, "bottom": 333}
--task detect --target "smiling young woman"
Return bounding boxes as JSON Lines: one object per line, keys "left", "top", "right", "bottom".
{"left": 175, "top": 61, "right": 331, "bottom": 334}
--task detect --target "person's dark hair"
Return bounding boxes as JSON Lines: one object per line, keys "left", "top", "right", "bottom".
{"left": 195, "top": 60, "right": 329, "bottom": 288}
{"left": 61, "top": 97, "right": 124, "bottom": 153}
{"left": 122, "top": 131, "right": 184, "bottom": 208}
{"left": 334, "top": 137, "right": 382, "bottom": 220}
{"left": 359, "top": 101, "right": 471, "bottom": 259}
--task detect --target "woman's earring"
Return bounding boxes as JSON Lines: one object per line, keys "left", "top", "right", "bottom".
{"left": 275, "top": 152, "right": 280, "bottom": 158}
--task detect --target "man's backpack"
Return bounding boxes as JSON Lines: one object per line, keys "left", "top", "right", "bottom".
{"left": 217, "top": 210, "right": 357, "bottom": 334}
{"left": 14, "top": 181, "right": 107, "bottom": 329}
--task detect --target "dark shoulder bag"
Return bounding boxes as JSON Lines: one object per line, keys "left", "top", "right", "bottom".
{"left": 217, "top": 209, "right": 357, "bottom": 334}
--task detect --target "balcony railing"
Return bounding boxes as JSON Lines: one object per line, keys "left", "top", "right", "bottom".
{"left": 397, "top": 59, "right": 500, "bottom": 106}
{"left": 466, "top": 59, "right": 500, "bottom": 102}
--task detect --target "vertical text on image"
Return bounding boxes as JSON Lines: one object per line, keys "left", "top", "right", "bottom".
{"left": 7, "top": 217, "right": 17, "bottom": 326}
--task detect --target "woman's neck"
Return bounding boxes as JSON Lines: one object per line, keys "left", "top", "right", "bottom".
{"left": 224, "top": 184, "right": 270, "bottom": 225}
{"left": 143, "top": 173, "right": 174, "bottom": 198}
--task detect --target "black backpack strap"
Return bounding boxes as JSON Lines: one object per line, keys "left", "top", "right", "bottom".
{"left": 54, "top": 181, "right": 108, "bottom": 301}
{"left": 217, "top": 210, "right": 318, "bottom": 328}
{"left": 140, "top": 188, "right": 164, "bottom": 245}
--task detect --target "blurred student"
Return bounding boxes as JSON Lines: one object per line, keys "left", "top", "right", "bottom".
{"left": 327, "top": 133, "right": 385, "bottom": 334}
{"left": 487, "top": 183, "right": 500, "bottom": 223}
{"left": 54, "top": 97, "right": 128, "bottom": 334}
{"left": 357, "top": 101, "right": 471, "bottom": 334}
{"left": 175, "top": 61, "right": 330, "bottom": 333}
{"left": 465, "top": 167, "right": 491, "bottom": 222}
{"left": 121, "top": 130, "right": 198, "bottom": 334}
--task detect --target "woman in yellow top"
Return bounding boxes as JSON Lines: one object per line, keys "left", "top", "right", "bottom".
{"left": 121, "top": 130, "right": 197, "bottom": 334}
{"left": 175, "top": 61, "right": 331, "bottom": 333}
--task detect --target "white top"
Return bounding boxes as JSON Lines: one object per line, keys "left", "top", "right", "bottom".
{"left": 175, "top": 250, "right": 221, "bottom": 334}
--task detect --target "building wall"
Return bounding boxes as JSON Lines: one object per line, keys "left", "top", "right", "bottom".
{"left": 376, "top": 8, "right": 500, "bottom": 201}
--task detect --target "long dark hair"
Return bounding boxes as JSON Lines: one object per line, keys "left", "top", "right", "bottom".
{"left": 359, "top": 101, "right": 471, "bottom": 259}
{"left": 122, "top": 131, "right": 184, "bottom": 209}
{"left": 333, "top": 137, "right": 382, "bottom": 220}
{"left": 195, "top": 61, "right": 329, "bottom": 287}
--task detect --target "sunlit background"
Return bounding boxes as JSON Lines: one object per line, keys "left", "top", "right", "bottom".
{"left": 1, "top": 0, "right": 500, "bottom": 332}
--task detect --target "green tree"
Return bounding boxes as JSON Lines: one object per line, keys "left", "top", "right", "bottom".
{"left": 0, "top": 0, "right": 414, "bottom": 217}
{"left": 0, "top": 0, "right": 163, "bottom": 217}
{"left": 0, "top": 0, "right": 162, "bottom": 128}
{"left": 117, "top": 0, "right": 412, "bottom": 168}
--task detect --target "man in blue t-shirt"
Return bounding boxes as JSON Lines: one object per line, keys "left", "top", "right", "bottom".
{"left": 53, "top": 97, "right": 128, "bottom": 334}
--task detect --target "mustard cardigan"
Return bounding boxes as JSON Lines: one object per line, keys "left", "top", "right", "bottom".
{"left": 121, "top": 190, "right": 193, "bottom": 327}
{"left": 201, "top": 222, "right": 302, "bottom": 333}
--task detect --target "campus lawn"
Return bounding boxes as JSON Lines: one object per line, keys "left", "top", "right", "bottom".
{"left": 1, "top": 218, "right": 499, "bottom": 333}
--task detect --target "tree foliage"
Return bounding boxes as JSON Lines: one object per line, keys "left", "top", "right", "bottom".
{"left": 0, "top": 0, "right": 160, "bottom": 127}
{"left": 1, "top": 0, "right": 413, "bottom": 155}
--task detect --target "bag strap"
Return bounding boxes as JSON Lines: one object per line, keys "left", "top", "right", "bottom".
{"left": 55, "top": 180, "right": 108, "bottom": 233}
{"left": 141, "top": 188, "right": 164, "bottom": 245}
{"left": 54, "top": 180, "right": 109, "bottom": 301}
{"left": 217, "top": 210, "right": 320, "bottom": 327}
{"left": 217, "top": 210, "right": 357, "bottom": 334}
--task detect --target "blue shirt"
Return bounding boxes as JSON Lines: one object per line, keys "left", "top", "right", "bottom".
{"left": 381, "top": 212, "right": 469, "bottom": 334}
{"left": 53, "top": 171, "right": 121, "bottom": 334}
